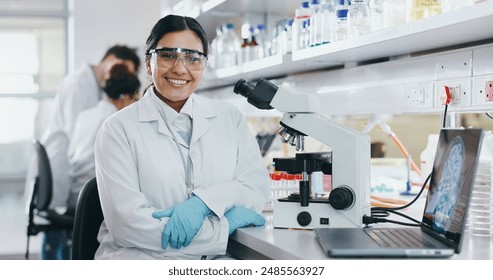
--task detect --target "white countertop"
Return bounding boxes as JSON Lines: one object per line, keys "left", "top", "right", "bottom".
{"left": 228, "top": 211, "right": 493, "bottom": 260}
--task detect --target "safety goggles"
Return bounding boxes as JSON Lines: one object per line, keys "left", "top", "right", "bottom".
{"left": 149, "top": 47, "right": 207, "bottom": 71}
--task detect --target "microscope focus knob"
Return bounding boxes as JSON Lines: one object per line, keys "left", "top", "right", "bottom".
{"left": 297, "top": 211, "right": 312, "bottom": 227}
{"left": 329, "top": 186, "right": 355, "bottom": 210}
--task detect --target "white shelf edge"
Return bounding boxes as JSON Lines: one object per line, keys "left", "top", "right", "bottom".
{"left": 293, "top": 1, "right": 493, "bottom": 62}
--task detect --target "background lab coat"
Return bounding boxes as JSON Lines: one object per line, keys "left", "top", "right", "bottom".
{"left": 67, "top": 99, "right": 117, "bottom": 209}
{"left": 94, "top": 89, "right": 269, "bottom": 259}
{"left": 38, "top": 64, "right": 101, "bottom": 208}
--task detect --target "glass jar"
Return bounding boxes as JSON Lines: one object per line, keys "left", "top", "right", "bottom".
{"left": 334, "top": 8, "right": 348, "bottom": 41}
{"left": 347, "top": 0, "right": 371, "bottom": 38}
{"left": 382, "top": 0, "right": 407, "bottom": 28}
{"left": 407, "top": 0, "right": 442, "bottom": 22}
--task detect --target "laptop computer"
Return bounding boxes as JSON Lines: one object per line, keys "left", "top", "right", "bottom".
{"left": 314, "top": 128, "right": 484, "bottom": 258}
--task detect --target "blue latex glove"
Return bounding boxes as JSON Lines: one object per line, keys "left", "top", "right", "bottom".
{"left": 152, "top": 196, "right": 212, "bottom": 249}
{"left": 224, "top": 206, "right": 265, "bottom": 235}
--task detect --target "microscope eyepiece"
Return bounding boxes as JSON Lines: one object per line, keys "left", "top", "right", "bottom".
{"left": 233, "top": 79, "right": 256, "bottom": 98}
{"left": 233, "top": 78, "right": 277, "bottom": 110}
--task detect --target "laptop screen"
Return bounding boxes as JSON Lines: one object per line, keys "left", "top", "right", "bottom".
{"left": 422, "top": 128, "right": 483, "bottom": 251}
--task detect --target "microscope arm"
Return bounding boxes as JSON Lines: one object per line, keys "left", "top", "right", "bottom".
{"left": 234, "top": 78, "right": 371, "bottom": 227}
{"left": 279, "top": 113, "right": 371, "bottom": 226}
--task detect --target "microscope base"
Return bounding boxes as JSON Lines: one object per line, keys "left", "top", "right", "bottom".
{"left": 273, "top": 199, "right": 363, "bottom": 230}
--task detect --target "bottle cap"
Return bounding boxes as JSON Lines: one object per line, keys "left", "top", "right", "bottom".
{"left": 337, "top": 9, "right": 348, "bottom": 18}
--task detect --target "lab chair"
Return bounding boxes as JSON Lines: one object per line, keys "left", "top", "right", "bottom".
{"left": 72, "top": 177, "right": 103, "bottom": 260}
{"left": 25, "top": 139, "right": 75, "bottom": 259}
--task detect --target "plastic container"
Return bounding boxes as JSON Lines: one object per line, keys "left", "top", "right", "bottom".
{"left": 240, "top": 37, "right": 249, "bottom": 64}
{"left": 300, "top": 20, "right": 309, "bottom": 49}
{"left": 347, "top": 0, "right": 371, "bottom": 38}
{"left": 281, "top": 19, "right": 294, "bottom": 54}
{"left": 370, "top": 0, "right": 385, "bottom": 31}
{"left": 256, "top": 24, "right": 269, "bottom": 58}
{"left": 334, "top": 8, "right": 349, "bottom": 41}
{"left": 407, "top": 0, "right": 442, "bottom": 22}
{"left": 209, "top": 25, "right": 224, "bottom": 70}
{"left": 382, "top": 0, "right": 407, "bottom": 28}
{"left": 320, "top": 1, "right": 336, "bottom": 44}
{"left": 248, "top": 26, "right": 260, "bottom": 61}
{"left": 310, "top": 0, "right": 323, "bottom": 47}
{"left": 292, "top": 1, "right": 312, "bottom": 52}
{"left": 217, "top": 23, "right": 240, "bottom": 68}
{"left": 441, "top": 0, "right": 473, "bottom": 13}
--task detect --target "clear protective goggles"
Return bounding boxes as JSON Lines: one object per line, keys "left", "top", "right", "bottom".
{"left": 149, "top": 47, "right": 207, "bottom": 71}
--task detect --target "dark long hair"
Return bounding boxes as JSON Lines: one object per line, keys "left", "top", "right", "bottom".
{"left": 144, "top": 14, "right": 208, "bottom": 59}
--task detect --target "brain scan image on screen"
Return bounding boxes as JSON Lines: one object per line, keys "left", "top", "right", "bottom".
{"left": 431, "top": 136, "right": 465, "bottom": 233}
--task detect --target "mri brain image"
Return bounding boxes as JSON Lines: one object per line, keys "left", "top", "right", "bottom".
{"left": 432, "top": 136, "right": 465, "bottom": 233}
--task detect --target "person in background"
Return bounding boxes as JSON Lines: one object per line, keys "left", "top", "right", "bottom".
{"left": 67, "top": 64, "right": 140, "bottom": 213}
{"left": 93, "top": 15, "right": 269, "bottom": 259}
{"left": 25, "top": 45, "right": 141, "bottom": 260}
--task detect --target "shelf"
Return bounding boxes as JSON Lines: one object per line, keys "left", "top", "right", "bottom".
{"left": 198, "top": 0, "right": 299, "bottom": 16}
{"left": 199, "top": 54, "right": 338, "bottom": 91}
{"left": 293, "top": 1, "right": 493, "bottom": 63}
{"left": 199, "top": 1, "right": 493, "bottom": 92}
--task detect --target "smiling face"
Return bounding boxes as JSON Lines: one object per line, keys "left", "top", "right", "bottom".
{"left": 146, "top": 30, "right": 205, "bottom": 112}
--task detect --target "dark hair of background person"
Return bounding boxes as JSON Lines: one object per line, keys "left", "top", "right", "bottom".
{"left": 103, "top": 64, "right": 141, "bottom": 100}
{"left": 144, "top": 14, "right": 209, "bottom": 58}
{"left": 102, "top": 45, "right": 142, "bottom": 73}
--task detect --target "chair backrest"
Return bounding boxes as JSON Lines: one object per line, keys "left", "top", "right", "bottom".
{"left": 72, "top": 177, "right": 103, "bottom": 260}
{"left": 33, "top": 139, "right": 53, "bottom": 211}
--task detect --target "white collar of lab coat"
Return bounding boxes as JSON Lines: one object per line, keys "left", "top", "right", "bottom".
{"left": 149, "top": 88, "right": 193, "bottom": 125}
{"left": 138, "top": 86, "right": 217, "bottom": 143}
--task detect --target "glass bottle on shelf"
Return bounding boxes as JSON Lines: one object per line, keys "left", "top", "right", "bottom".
{"left": 369, "top": 0, "right": 384, "bottom": 31}
{"left": 334, "top": 8, "right": 348, "bottom": 41}
{"left": 209, "top": 24, "right": 224, "bottom": 70}
{"left": 407, "top": 0, "right": 442, "bottom": 22}
{"left": 292, "top": 1, "right": 312, "bottom": 52}
{"left": 382, "top": 0, "right": 407, "bottom": 28}
{"left": 281, "top": 19, "right": 294, "bottom": 54}
{"left": 320, "top": 0, "right": 336, "bottom": 44}
{"left": 441, "top": 0, "right": 473, "bottom": 13}
{"left": 310, "top": 0, "right": 323, "bottom": 47}
{"left": 300, "top": 20, "right": 308, "bottom": 49}
{"left": 256, "top": 24, "right": 269, "bottom": 58}
{"left": 217, "top": 23, "right": 240, "bottom": 68}
{"left": 347, "top": 0, "right": 371, "bottom": 38}
{"left": 248, "top": 26, "right": 260, "bottom": 61}
{"left": 240, "top": 37, "right": 250, "bottom": 64}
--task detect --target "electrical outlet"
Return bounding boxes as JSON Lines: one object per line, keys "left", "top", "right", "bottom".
{"left": 440, "top": 85, "right": 461, "bottom": 105}
{"left": 485, "top": 81, "right": 493, "bottom": 102}
{"left": 406, "top": 87, "right": 425, "bottom": 106}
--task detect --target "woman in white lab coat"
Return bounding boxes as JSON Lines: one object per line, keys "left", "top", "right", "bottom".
{"left": 93, "top": 15, "right": 269, "bottom": 259}
{"left": 67, "top": 64, "right": 140, "bottom": 212}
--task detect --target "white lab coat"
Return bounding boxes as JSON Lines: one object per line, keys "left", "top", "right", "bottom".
{"left": 94, "top": 88, "right": 269, "bottom": 259}
{"left": 38, "top": 64, "right": 102, "bottom": 208}
{"left": 67, "top": 100, "right": 117, "bottom": 209}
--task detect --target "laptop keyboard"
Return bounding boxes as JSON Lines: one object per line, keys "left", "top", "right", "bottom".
{"left": 365, "top": 229, "right": 436, "bottom": 248}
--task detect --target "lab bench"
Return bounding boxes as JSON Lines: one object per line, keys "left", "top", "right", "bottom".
{"left": 227, "top": 212, "right": 493, "bottom": 260}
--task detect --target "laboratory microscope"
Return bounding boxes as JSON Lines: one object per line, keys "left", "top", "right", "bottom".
{"left": 234, "top": 78, "right": 371, "bottom": 229}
